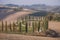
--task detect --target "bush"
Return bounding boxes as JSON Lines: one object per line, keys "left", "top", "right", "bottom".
{"left": 45, "top": 29, "right": 58, "bottom": 37}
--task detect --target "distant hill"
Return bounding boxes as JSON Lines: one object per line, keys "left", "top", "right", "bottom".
{"left": 0, "top": 4, "right": 60, "bottom": 13}
{"left": 28, "top": 11, "right": 48, "bottom": 16}
{"left": 21, "top": 4, "right": 60, "bottom": 13}
{"left": 5, "top": 4, "right": 19, "bottom": 7}
{"left": 51, "top": 6, "right": 60, "bottom": 13}
{"left": 21, "top": 4, "right": 54, "bottom": 11}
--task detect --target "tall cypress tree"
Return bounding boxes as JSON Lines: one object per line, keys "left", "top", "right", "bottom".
{"left": 9, "top": 22, "right": 12, "bottom": 32}
{"left": 5, "top": 21, "right": 7, "bottom": 32}
{"left": 13, "top": 22, "right": 15, "bottom": 32}
{"left": 2, "top": 21, "right": 4, "bottom": 32}
{"left": 45, "top": 20, "right": 48, "bottom": 30}
{"left": 38, "top": 21, "right": 40, "bottom": 32}
{"left": 25, "top": 22, "right": 28, "bottom": 33}
{"left": 32, "top": 22, "right": 34, "bottom": 32}
{"left": 44, "top": 17, "right": 48, "bottom": 32}
{"left": 19, "top": 22, "right": 22, "bottom": 32}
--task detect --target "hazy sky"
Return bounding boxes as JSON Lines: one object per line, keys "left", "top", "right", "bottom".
{"left": 0, "top": 0, "right": 60, "bottom": 6}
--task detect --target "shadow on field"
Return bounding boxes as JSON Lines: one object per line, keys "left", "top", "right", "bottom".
{"left": 0, "top": 10, "right": 19, "bottom": 20}
{"left": 32, "top": 29, "right": 60, "bottom": 38}
{"left": 45, "top": 29, "right": 60, "bottom": 38}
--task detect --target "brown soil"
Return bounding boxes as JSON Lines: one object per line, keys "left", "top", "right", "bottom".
{"left": 2, "top": 11, "right": 33, "bottom": 23}
{"left": 0, "top": 33, "right": 60, "bottom": 40}
{"left": 48, "top": 21, "right": 60, "bottom": 33}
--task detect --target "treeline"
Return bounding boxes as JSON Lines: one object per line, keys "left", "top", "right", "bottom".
{"left": 0, "top": 16, "right": 48, "bottom": 33}
{"left": 47, "top": 13, "right": 60, "bottom": 21}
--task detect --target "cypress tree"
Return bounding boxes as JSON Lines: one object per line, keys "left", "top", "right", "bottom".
{"left": 13, "top": 22, "right": 15, "bottom": 32}
{"left": 45, "top": 20, "right": 48, "bottom": 30}
{"left": 2, "top": 21, "right": 4, "bottom": 32}
{"left": 38, "top": 21, "right": 40, "bottom": 32}
{"left": 19, "top": 22, "right": 22, "bottom": 32}
{"left": 32, "top": 22, "right": 34, "bottom": 32}
{"left": 5, "top": 21, "right": 7, "bottom": 32}
{"left": 9, "top": 22, "right": 12, "bottom": 32}
{"left": 25, "top": 22, "right": 28, "bottom": 33}
{"left": 44, "top": 17, "right": 48, "bottom": 32}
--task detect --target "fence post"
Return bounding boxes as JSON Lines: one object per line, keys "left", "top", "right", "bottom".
{"left": 25, "top": 22, "right": 28, "bottom": 33}
{"left": 1, "top": 21, "right": 4, "bottom": 32}
{"left": 5, "top": 21, "right": 7, "bottom": 32}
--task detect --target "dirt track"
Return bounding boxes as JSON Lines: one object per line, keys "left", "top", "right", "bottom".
{"left": 0, "top": 33, "right": 60, "bottom": 40}
{"left": 2, "top": 11, "right": 33, "bottom": 23}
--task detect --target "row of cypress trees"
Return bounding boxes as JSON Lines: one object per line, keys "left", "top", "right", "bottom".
{"left": 1, "top": 17, "right": 48, "bottom": 33}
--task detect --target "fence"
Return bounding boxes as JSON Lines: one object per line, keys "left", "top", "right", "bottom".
{"left": 0, "top": 16, "right": 48, "bottom": 33}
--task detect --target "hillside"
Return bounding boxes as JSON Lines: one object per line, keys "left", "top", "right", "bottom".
{"left": 0, "top": 4, "right": 60, "bottom": 13}
{"left": 20, "top": 4, "right": 60, "bottom": 13}
{"left": 0, "top": 7, "right": 36, "bottom": 23}
{"left": 2, "top": 10, "right": 34, "bottom": 23}
{"left": 28, "top": 11, "right": 48, "bottom": 16}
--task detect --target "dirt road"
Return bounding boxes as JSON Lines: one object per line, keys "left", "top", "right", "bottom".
{"left": 0, "top": 33, "right": 60, "bottom": 40}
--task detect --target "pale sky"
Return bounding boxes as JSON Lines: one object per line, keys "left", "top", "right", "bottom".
{"left": 0, "top": 0, "right": 60, "bottom": 6}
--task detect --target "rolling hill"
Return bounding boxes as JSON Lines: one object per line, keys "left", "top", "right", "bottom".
{"left": 0, "top": 7, "right": 36, "bottom": 23}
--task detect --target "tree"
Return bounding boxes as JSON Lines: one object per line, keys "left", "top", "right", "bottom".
{"left": 25, "top": 22, "right": 28, "bottom": 33}
{"left": 38, "top": 21, "right": 40, "bottom": 32}
{"left": 19, "top": 22, "right": 22, "bottom": 32}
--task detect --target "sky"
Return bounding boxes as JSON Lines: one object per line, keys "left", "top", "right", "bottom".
{"left": 0, "top": 0, "right": 60, "bottom": 6}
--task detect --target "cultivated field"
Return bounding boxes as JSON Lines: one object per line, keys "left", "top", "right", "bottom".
{"left": 49, "top": 21, "right": 60, "bottom": 33}
{"left": 0, "top": 9, "right": 36, "bottom": 23}
{"left": 0, "top": 8, "right": 60, "bottom": 40}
